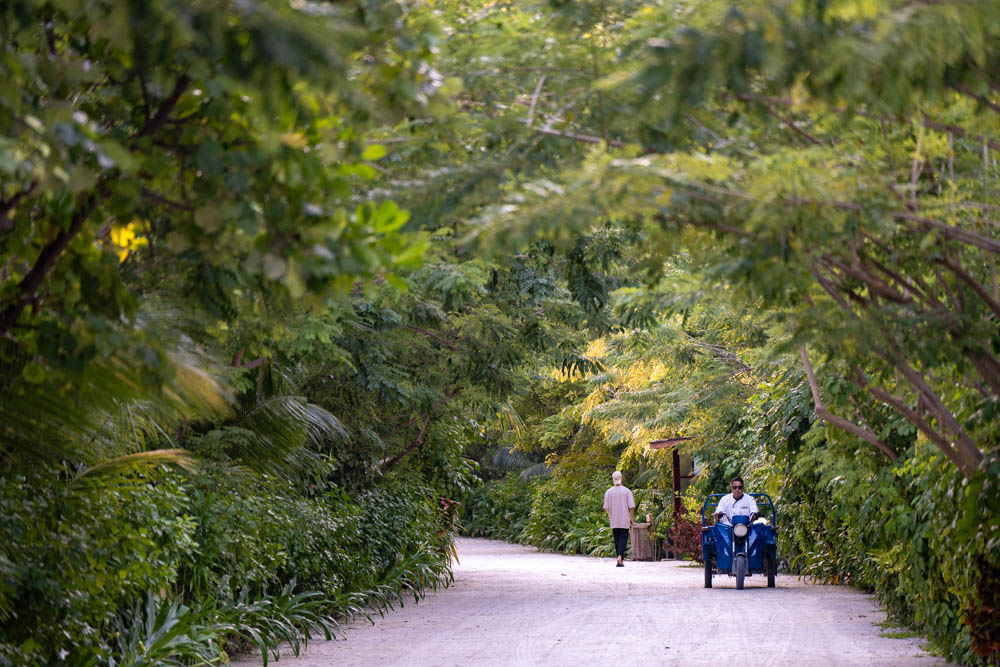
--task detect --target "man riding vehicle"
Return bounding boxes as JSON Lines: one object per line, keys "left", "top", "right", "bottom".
{"left": 712, "top": 476, "right": 759, "bottom": 525}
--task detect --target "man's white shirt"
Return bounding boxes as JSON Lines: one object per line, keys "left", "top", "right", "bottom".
{"left": 716, "top": 493, "right": 758, "bottom": 525}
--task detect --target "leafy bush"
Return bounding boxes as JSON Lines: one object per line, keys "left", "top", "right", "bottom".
{"left": 461, "top": 472, "right": 540, "bottom": 542}
{"left": 0, "top": 465, "right": 453, "bottom": 665}
{"left": 667, "top": 510, "right": 703, "bottom": 561}
{"left": 731, "top": 380, "right": 1000, "bottom": 665}
{"left": 524, "top": 472, "right": 607, "bottom": 554}
{"left": 776, "top": 454, "right": 1000, "bottom": 665}
{"left": 0, "top": 470, "right": 196, "bottom": 664}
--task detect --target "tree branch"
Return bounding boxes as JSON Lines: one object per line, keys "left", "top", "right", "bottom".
{"left": 798, "top": 345, "right": 898, "bottom": 460}
{"left": 920, "top": 114, "right": 1000, "bottom": 154}
{"left": 0, "top": 184, "right": 110, "bottom": 337}
{"left": 526, "top": 74, "right": 546, "bottom": 127}
{"left": 135, "top": 73, "right": 191, "bottom": 140}
{"left": 848, "top": 367, "right": 967, "bottom": 471}
{"left": 936, "top": 255, "right": 1000, "bottom": 321}
{"left": 890, "top": 354, "right": 983, "bottom": 469}
{"left": 737, "top": 94, "right": 825, "bottom": 147}
{"left": 531, "top": 126, "right": 625, "bottom": 148}
{"left": 0, "top": 182, "right": 40, "bottom": 231}
{"left": 821, "top": 254, "right": 912, "bottom": 304}
{"left": 405, "top": 325, "right": 457, "bottom": 350}
{"left": 382, "top": 413, "right": 432, "bottom": 472}
{"left": 950, "top": 84, "right": 1000, "bottom": 115}
{"left": 142, "top": 187, "right": 192, "bottom": 211}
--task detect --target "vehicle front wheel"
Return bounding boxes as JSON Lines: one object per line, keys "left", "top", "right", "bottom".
{"left": 704, "top": 557, "right": 712, "bottom": 588}
{"left": 735, "top": 554, "right": 746, "bottom": 590}
{"left": 765, "top": 552, "right": 776, "bottom": 588}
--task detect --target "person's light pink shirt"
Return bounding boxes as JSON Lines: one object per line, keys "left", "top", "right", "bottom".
{"left": 603, "top": 485, "right": 635, "bottom": 529}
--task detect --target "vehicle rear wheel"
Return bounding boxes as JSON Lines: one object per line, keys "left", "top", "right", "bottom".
{"left": 735, "top": 554, "right": 746, "bottom": 590}
{"left": 765, "top": 553, "right": 776, "bottom": 588}
{"left": 704, "top": 557, "right": 712, "bottom": 588}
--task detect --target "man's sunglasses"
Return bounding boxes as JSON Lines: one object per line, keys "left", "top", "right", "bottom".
{"left": 731, "top": 485, "right": 743, "bottom": 489}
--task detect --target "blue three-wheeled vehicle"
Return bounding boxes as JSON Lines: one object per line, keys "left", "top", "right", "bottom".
{"left": 701, "top": 493, "right": 778, "bottom": 589}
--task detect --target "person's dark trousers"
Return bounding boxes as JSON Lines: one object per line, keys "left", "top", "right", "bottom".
{"left": 612, "top": 528, "right": 629, "bottom": 559}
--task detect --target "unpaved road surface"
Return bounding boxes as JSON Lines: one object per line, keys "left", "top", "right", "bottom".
{"left": 236, "top": 537, "right": 943, "bottom": 666}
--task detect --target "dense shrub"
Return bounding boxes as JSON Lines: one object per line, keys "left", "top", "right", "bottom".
{"left": 773, "top": 454, "right": 1000, "bottom": 665}
{"left": 0, "top": 467, "right": 452, "bottom": 665}
{"left": 0, "top": 470, "right": 196, "bottom": 664}
{"left": 460, "top": 472, "right": 540, "bottom": 542}
{"left": 524, "top": 472, "right": 608, "bottom": 554}
{"left": 729, "top": 381, "right": 1000, "bottom": 665}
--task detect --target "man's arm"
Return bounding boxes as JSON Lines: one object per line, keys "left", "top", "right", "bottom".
{"left": 713, "top": 495, "right": 730, "bottom": 521}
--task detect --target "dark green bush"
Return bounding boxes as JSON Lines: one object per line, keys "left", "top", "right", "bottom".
{"left": 461, "top": 472, "right": 540, "bottom": 542}
{"left": 0, "top": 470, "right": 196, "bottom": 664}
{"left": 730, "top": 380, "right": 1000, "bottom": 665}
{"left": 0, "top": 466, "right": 452, "bottom": 665}
{"left": 775, "top": 453, "right": 1000, "bottom": 665}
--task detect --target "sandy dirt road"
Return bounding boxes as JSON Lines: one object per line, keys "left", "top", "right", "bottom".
{"left": 235, "top": 537, "right": 943, "bottom": 666}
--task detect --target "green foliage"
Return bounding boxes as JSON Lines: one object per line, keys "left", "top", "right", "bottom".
{"left": 723, "top": 379, "right": 1000, "bottom": 664}
{"left": 0, "top": 0, "right": 435, "bottom": 466}
{"left": 110, "top": 594, "right": 225, "bottom": 667}
{"left": 525, "top": 471, "right": 607, "bottom": 554}
{"left": 0, "top": 463, "right": 453, "bottom": 665}
{"left": 0, "top": 470, "right": 196, "bottom": 664}
{"left": 462, "top": 472, "right": 542, "bottom": 543}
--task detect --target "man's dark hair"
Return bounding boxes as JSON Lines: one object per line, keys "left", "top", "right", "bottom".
{"left": 731, "top": 476, "right": 744, "bottom": 485}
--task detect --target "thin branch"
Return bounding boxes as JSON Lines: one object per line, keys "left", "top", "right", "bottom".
{"left": 866, "top": 256, "right": 931, "bottom": 304}
{"left": 682, "top": 216, "right": 752, "bottom": 238}
{"left": 936, "top": 255, "right": 1000, "bottom": 321}
{"left": 526, "top": 74, "right": 546, "bottom": 127}
{"left": 890, "top": 354, "right": 983, "bottom": 469}
{"left": 0, "top": 182, "right": 40, "bottom": 232}
{"left": 821, "top": 254, "right": 912, "bottom": 304}
{"left": 405, "top": 325, "right": 457, "bottom": 350}
{"left": 142, "top": 187, "right": 192, "bottom": 211}
{"left": 749, "top": 96, "right": 825, "bottom": 147}
{"left": 920, "top": 114, "right": 1000, "bottom": 154}
{"left": 727, "top": 92, "right": 1000, "bottom": 154}
{"left": 950, "top": 84, "right": 1000, "bottom": 115}
{"left": 848, "top": 367, "right": 967, "bottom": 471}
{"left": 0, "top": 184, "right": 110, "bottom": 337}
{"left": 139, "top": 74, "right": 152, "bottom": 125}
{"left": 890, "top": 211, "right": 1000, "bottom": 253}
{"left": 382, "top": 413, "right": 432, "bottom": 472}
{"left": 967, "top": 354, "right": 1000, "bottom": 398}
{"left": 135, "top": 73, "right": 191, "bottom": 139}
{"left": 531, "top": 125, "right": 625, "bottom": 148}
{"left": 798, "top": 345, "right": 898, "bottom": 460}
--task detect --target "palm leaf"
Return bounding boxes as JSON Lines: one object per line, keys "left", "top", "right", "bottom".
{"left": 219, "top": 394, "right": 348, "bottom": 479}
{"left": 74, "top": 449, "right": 198, "bottom": 480}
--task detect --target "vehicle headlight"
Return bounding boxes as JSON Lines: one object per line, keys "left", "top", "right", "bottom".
{"left": 733, "top": 523, "right": 749, "bottom": 538}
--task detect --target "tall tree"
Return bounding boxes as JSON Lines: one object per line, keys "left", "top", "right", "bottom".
{"left": 0, "top": 0, "right": 436, "bottom": 460}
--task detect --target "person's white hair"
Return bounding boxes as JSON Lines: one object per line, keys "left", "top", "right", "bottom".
{"left": 612, "top": 470, "right": 623, "bottom": 485}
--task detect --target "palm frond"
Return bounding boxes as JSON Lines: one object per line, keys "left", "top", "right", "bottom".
{"left": 520, "top": 461, "right": 552, "bottom": 481}
{"left": 218, "top": 395, "right": 348, "bottom": 479}
{"left": 0, "top": 351, "right": 231, "bottom": 465}
{"left": 74, "top": 449, "right": 198, "bottom": 480}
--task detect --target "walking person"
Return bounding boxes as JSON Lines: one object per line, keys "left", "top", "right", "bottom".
{"left": 603, "top": 470, "right": 635, "bottom": 567}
